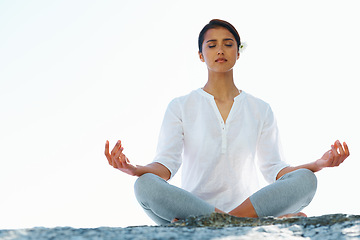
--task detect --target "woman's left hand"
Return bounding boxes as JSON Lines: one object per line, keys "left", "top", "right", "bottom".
{"left": 315, "top": 140, "right": 350, "bottom": 170}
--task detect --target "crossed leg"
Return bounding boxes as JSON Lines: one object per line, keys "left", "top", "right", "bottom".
{"left": 134, "top": 173, "right": 214, "bottom": 224}
{"left": 134, "top": 169, "right": 317, "bottom": 225}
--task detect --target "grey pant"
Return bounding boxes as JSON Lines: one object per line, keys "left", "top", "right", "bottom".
{"left": 134, "top": 169, "right": 317, "bottom": 225}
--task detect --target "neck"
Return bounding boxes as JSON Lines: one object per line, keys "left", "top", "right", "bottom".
{"left": 203, "top": 70, "right": 239, "bottom": 101}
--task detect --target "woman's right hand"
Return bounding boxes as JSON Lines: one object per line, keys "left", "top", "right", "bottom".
{"left": 104, "top": 140, "right": 138, "bottom": 176}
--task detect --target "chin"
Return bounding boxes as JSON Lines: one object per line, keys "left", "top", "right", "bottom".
{"left": 209, "top": 67, "right": 234, "bottom": 73}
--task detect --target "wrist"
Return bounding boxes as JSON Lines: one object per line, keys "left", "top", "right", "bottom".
{"left": 313, "top": 160, "right": 323, "bottom": 172}
{"left": 133, "top": 165, "right": 144, "bottom": 177}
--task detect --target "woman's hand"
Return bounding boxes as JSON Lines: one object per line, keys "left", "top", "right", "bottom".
{"left": 104, "top": 140, "right": 138, "bottom": 176}
{"left": 315, "top": 140, "right": 350, "bottom": 171}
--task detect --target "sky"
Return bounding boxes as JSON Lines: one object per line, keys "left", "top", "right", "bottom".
{"left": 0, "top": 0, "right": 359, "bottom": 229}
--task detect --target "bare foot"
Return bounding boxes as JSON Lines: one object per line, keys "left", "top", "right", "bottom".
{"left": 278, "top": 212, "right": 307, "bottom": 218}
{"left": 215, "top": 208, "right": 226, "bottom": 214}
{"left": 172, "top": 208, "right": 226, "bottom": 223}
{"left": 171, "top": 218, "right": 179, "bottom": 223}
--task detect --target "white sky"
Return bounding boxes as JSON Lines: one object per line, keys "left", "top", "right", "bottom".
{"left": 0, "top": 0, "right": 359, "bottom": 229}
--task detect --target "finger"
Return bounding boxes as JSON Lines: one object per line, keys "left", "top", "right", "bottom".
{"left": 121, "top": 156, "right": 130, "bottom": 167}
{"left": 118, "top": 155, "right": 125, "bottom": 167}
{"left": 105, "top": 140, "right": 110, "bottom": 156}
{"left": 114, "top": 147, "right": 124, "bottom": 160}
{"left": 338, "top": 146, "right": 347, "bottom": 165}
{"left": 344, "top": 142, "right": 350, "bottom": 156}
{"left": 115, "top": 150, "right": 129, "bottom": 169}
{"left": 105, "top": 141, "right": 112, "bottom": 164}
{"left": 111, "top": 140, "right": 121, "bottom": 156}
{"left": 111, "top": 140, "right": 122, "bottom": 155}
{"left": 331, "top": 145, "right": 339, "bottom": 157}
{"left": 125, "top": 156, "right": 130, "bottom": 164}
{"left": 113, "top": 152, "right": 125, "bottom": 169}
{"left": 111, "top": 154, "right": 124, "bottom": 170}
{"left": 339, "top": 142, "right": 350, "bottom": 165}
{"left": 120, "top": 153, "right": 129, "bottom": 166}
{"left": 335, "top": 142, "right": 345, "bottom": 166}
{"left": 335, "top": 140, "right": 345, "bottom": 155}
{"left": 329, "top": 145, "right": 338, "bottom": 166}
{"left": 112, "top": 157, "right": 120, "bottom": 169}
{"left": 332, "top": 142, "right": 344, "bottom": 166}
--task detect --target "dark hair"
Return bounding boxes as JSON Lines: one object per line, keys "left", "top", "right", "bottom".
{"left": 198, "top": 19, "right": 241, "bottom": 53}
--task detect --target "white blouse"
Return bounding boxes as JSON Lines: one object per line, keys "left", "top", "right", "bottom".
{"left": 153, "top": 88, "right": 289, "bottom": 212}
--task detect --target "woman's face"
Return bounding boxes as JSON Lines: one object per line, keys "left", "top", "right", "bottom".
{"left": 199, "top": 27, "right": 240, "bottom": 73}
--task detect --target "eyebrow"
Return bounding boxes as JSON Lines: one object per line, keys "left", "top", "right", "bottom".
{"left": 206, "top": 38, "right": 234, "bottom": 43}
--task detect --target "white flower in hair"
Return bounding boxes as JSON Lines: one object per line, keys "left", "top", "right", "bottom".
{"left": 239, "top": 42, "right": 247, "bottom": 53}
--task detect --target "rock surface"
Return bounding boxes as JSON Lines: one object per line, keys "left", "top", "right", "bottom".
{"left": 1, "top": 213, "right": 360, "bottom": 239}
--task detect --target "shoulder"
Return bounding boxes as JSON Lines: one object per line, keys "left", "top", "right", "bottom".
{"left": 242, "top": 91, "right": 271, "bottom": 114}
{"left": 167, "top": 89, "right": 204, "bottom": 109}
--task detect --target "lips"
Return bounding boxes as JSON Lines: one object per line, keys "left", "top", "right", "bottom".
{"left": 215, "top": 58, "right": 227, "bottom": 62}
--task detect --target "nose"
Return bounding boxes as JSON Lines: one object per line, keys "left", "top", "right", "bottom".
{"left": 217, "top": 46, "right": 224, "bottom": 55}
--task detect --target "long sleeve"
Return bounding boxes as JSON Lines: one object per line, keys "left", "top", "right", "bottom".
{"left": 150, "top": 89, "right": 289, "bottom": 212}
{"left": 256, "top": 106, "right": 289, "bottom": 183}
{"left": 152, "top": 98, "right": 184, "bottom": 179}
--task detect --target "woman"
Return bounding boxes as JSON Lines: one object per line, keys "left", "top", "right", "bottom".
{"left": 104, "top": 19, "right": 350, "bottom": 225}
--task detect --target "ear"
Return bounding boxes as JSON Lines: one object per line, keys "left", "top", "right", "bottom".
{"left": 237, "top": 51, "right": 240, "bottom": 60}
{"left": 198, "top": 51, "right": 205, "bottom": 62}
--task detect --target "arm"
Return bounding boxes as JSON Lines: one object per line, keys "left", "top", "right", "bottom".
{"left": 228, "top": 140, "right": 350, "bottom": 218}
{"left": 276, "top": 140, "right": 350, "bottom": 180}
{"left": 105, "top": 140, "right": 171, "bottom": 181}
{"left": 104, "top": 99, "right": 183, "bottom": 181}
{"left": 256, "top": 105, "right": 290, "bottom": 183}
